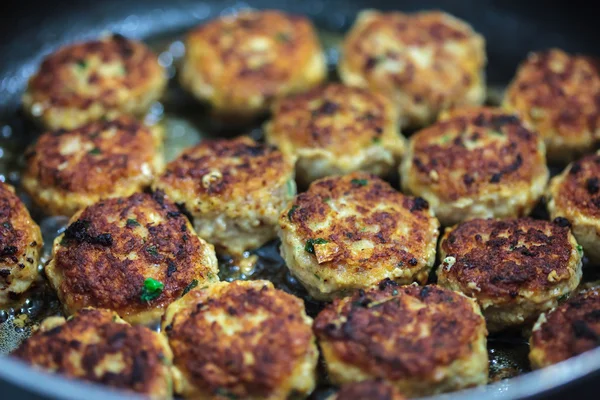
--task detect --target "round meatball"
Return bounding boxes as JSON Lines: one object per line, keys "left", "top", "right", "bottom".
{"left": 12, "top": 308, "right": 173, "bottom": 399}
{"left": 504, "top": 49, "right": 600, "bottom": 164}
{"left": 264, "top": 83, "right": 405, "bottom": 186}
{"left": 547, "top": 151, "right": 600, "bottom": 263}
{"left": 314, "top": 282, "right": 488, "bottom": 397}
{"left": 529, "top": 286, "right": 600, "bottom": 369}
{"left": 279, "top": 172, "right": 439, "bottom": 301}
{"left": 180, "top": 10, "right": 326, "bottom": 122}
{"left": 45, "top": 191, "right": 219, "bottom": 324}
{"left": 339, "top": 10, "right": 486, "bottom": 128}
{"left": 162, "top": 280, "right": 318, "bottom": 400}
{"left": 438, "top": 218, "right": 583, "bottom": 333}
{"left": 22, "top": 116, "right": 164, "bottom": 217}
{"left": 22, "top": 34, "right": 167, "bottom": 130}
{"left": 0, "top": 183, "right": 43, "bottom": 305}
{"left": 328, "top": 380, "right": 407, "bottom": 400}
{"left": 154, "top": 136, "right": 295, "bottom": 256}
{"left": 400, "top": 107, "right": 549, "bottom": 226}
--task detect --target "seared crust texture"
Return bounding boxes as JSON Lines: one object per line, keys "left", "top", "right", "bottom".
{"left": 401, "top": 107, "right": 549, "bottom": 226}
{"left": 23, "top": 116, "right": 164, "bottom": 217}
{"left": 180, "top": 10, "right": 326, "bottom": 120}
{"left": 13, "top": 308, "right": 173, "bottom": 399}
{"left": 154, "top": 136, "right": 295, "bottom": 255}
{"left": 339, "top": 10, "right": 486, "bottom": 128}
{"left": 547, "top": 151, "right": 600, "bottom": 263}
{"left": 22, "top": 34, "right": 166, "bottom": 130}
{"left": 45, "top": 191, "right": 219, "bottom": 324}
{"left": 162, "top": 280, "right": 318, "bottom": 400}
{"left": 0, "top": 182, "right": 43, "bottom": 305}
{"left": 265, "top": 83, "right": 405, "bottom": 185}
{"left": 529, "top": 287, "right": 600, "bottom": 369}
{"left": 328, "top": 380, "right": 407, "bottom": 400}
{"left": 278, "top": 172, "right": 440, "bottom": 300}
{"left": 314, "top": 282, "right": 488, "bottom": 397}
{"left": 504, "top": 49, "right": 600, "bottom": 163}
{"left": 438, "top": 218, "right": 583, "bottom": 332}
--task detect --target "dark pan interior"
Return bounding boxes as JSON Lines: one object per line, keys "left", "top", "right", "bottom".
{"left": 1, "top": 1, "right": 600, "bottom": 399}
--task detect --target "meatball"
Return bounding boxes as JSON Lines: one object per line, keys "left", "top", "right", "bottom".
{"left": 180, "top": 10, "right": 326, "bottom": 122}
{"left": 529, "top": 286, "right": 600, "bottom": 369}
{"left": 264, "top": 83, "right": 405, "bottom": 186}
{"left": 314, "top": 282, "right": 488, "bottom": 397}
{"left": 45, "top": 191, "right": 219, "bottom": 324}
{"left": 400, "top": 107, "right": 549, "bottom": 226}
{"left": 22, "top": 116, "right": 164, "bottom": 217}
{"left": 339, "top": 10, "right": 486, "bottom": 128}
{"left": 154, "top": 136, "right": 295, "bottom": 256}
{"left": 162, "top": 280, "right": 318, "bottom": 400}
{"left": 22, "top": 33, "right": 167, "bottom": 130}
{"left": 438, "top": 218, "right": 583, "bottom": 333}
{"left": 327, "top": 380, "right": 407, "bottom": 400}
{"left": 547, "top": 151, "right": 600, "bottom": 263}
{"left": 279, "top": 172, "right": 439, "bottom": 301}
{"left": 12, "top": 308, "right": 173, "bottom": 399}
{"left": 0, "top": 183, "right": 43, "bottom": 305}
{"left": 504, "top": 49, "right": 600, "bottom": 164}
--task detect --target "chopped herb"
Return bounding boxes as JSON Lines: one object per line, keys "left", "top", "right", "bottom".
{"left": 305, "top": 238, "right": 329, "bottom": 254}
{"left": 440, "top": 134, "right": 452, "bottom": 144}
{"left": 146, "top": 245, "right": 159, "bottom": 257}
{"left": 490, "top": 130, "right": 504, "bottom": 136}
{"left": 576, "top": 245, "right": 584, "bottom": 255}
{"left": 397, "top": 261, "right": 404, "bottom": 267}
{"left": 392, "top": 289, "right": 399, "bottom": 296}
{"left": 2, "top": 222, "right": 12, "bottom": 229}
{"left": 140, "top": 278, "right": 163, "bottom": 302}
{"left": 182, "top": 279, "right": 198, "bottom": 296}
{"left": 372, "top": 137, "right": 382, "bottom": 145}
{"left": 286, "top": 179, "right": 296, "bottom": 197}
{"left": 215, "top": 388, "right": 238, "bottom": 400}
{"left": 75, "top": 59, "right": 87, "bottom": 69}
{"left": 351, "top": 179, "right": 368, "bottom": 187}
{"left": 88, "top": 147, "right": 102, "bottom": 155}
{"left": 126, "top": 218, "right": 140, "bottom": 228}
{"left": 288, "top": 205, "right": 298, "bottom": 221}
{"left": 112, "top": 315, "right": 118, "bottom": 322}
{"left": 323, "top": 197, "right": 331, "bottom": 203}
{"left": 313, "top": 273, "right": 321, "bottom": 280}
{"left": 120, "top": 65, "right": 128, "bottom": 75}
{"left": 275, "top": 32, "right": 291, "bottom": 42}
{"left": 558, "top": 293, "right": 569, "bottom": 302}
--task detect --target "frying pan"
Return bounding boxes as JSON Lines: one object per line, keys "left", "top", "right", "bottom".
{"left": 1, "top": 0, "right": 599, "bottom": 399}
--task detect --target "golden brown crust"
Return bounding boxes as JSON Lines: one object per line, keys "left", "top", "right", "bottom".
{"left": 404, "top": 107, "right": 546, "bottom": 201}
{"left": 163, "top": 280, "right": 316, "bottom": 399}
{"left": 13, "top": 308, "right": 172, "bottom": 398}
{"left": 552, "top": 152, "right": 600, "bottom": 218}
{"left": 504, "top": 49, "right": 600, "bottom": 162}
{"left": 332, "top": 380, "right": 407, "bottom": 400}
{"left": 46, "top": 191, "right": 218, "bottom": 322}
{"left": 530, "top": 288, "right": 600, "bottom": 368}
{"left": 439, "top": 218, "right": 578, "bottom": 302}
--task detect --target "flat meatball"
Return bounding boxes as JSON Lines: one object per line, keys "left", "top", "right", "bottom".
{"left": 314, "top": 282, "right": 488, "bottom": 397}
{"left": 279, "top": 172, "right": 439, "bottom": 301}
{"left": 547, "top": 151, "right": 600, "bottom": 263}
{"left": 339, "top": 10, "right": 486, "bottom": 128}
{"left": 438, "top": 218, "right": 583, "bottom": 333}
{"left": 400, "top": 107, "right": 549, "bottom": 226}
{"left": 264, "top": 83, "right": 405, "bottom": 186}
{"left": 22, "top": 34, "right": 167, "bottom": 130}
{"left": 23, "top": 116, "right": 164, "bottom": 217}
{"left": 45, "top": 191, "right": 219, "bottom": 324}
{"left": 504, "top": 49, "right": 600, "bottom": 164}
{"left": 327, "top": 380, "right": 407, "bottom": 400}
{"left": 0, "top": 183, "right": 43, "bottom": 305}
{"left": 529, "top": 286, "right": 600, "bottom": 369}
{"left": 154, "top": 136, "right": 295, "bottom": 256}
{"left": 162, "top": 280, "right": 318, "bottom": 400}
{"left": 180, "top": 10, "right": 326, "bottom": 122}
{"left": 12, "top": 308, "right": 173, "bottom": 399}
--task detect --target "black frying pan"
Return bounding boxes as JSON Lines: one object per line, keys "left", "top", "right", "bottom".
{"left": 1, "top": 0, "right": 599, "bottom": 399}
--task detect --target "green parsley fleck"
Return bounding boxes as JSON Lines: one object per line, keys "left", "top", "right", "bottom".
{"left": 275, "top": 32, "right": 291, "bottom": 42}
{"left": 140, "top": 278, "right": 163, "bottom": 302}
{"left": 392, "top": 289, "right": 399, "bottom": 296}
{"left": 126, "top": 218, "right": 140, "bottom": 228}
{"left": 351, "top": 179, "right": 368, "bottom": 187}
{"left": 576, "top": 244, "right": 584, "bottom": 255}
{"left": 215, "top": 388, "right": 238, "bottom": 400}
{"left": 288, "top": 205, "right": 298, "bottom": 221}
{"left": 372, "top": 137, "right": 382, "bottom": 145}
{"left": 182, "top": 279, "right": 199, "bottom": 296}
{"left": 313, "top": 273, "right": 321, "bottom": 280}
{"left": 305, "top": 238, "right": 328, "bottom": 254}
{"left": 146, "top": 245, "right": 159, "bottom": 257}
{"left": 558, "top": 293, "right": 569, "bottom": 302}
{"left": 2, "top": 222, "right": 12, "bottom": 229}
{"left": 490, "top": 130, "right": 504, "bottom": 136}
{"left": 323, "top": 197, "right": 331, "bottom": 203}
{"left": 75, "top": 59, "right": 87, "bottom": 69}
{"left": 397, "top": 261, "right": 404, "bottom": 267}
{"left": 286, "top": 179, "right": 296, "bottom": 197}
{"left": 440, "top": 134, "right": 452, "bottom": 144}
{"left": 88, "top": 147, "right": 102, "bottom": 155}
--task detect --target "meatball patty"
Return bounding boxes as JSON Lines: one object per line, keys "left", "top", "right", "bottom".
{"left": 547, "top": 151, "right": 600, "bottom": 263}
{"left": 529, "top": 286, "right": 600, "bottom": 369}
{"left": 154, "top": 136, "right": 295, "bottom": 255}
{"left": 328, "top": 380, "right": 407, "bottom": 400}
{"left": 339, "top": 10, "right": 486, "bottom": 128}
{"left": 401, "top": 107, "right": 549, "bottom": 226}
{"left": 314, "top": 282, "right": 488, "bottom": 397}
{"left": 12, "top": 308, "right": 173, "bottom": 399}
{"left": 0, "top": 182, "right": 43, "bottom": 305}
{"left": 162, "top": 280, "right": 318, "bottom": 400}
{"left": 504, "top": 49, "right": 600, "bottom": 164}
{"left": 264, "top": 83, "right": 405, "bottom": 186}
{"left": 45, "top": 191, "right": 219, "bottom": 324}
{"left": 22, "top": 33, "right": 166, "bottom": 130}
{"left": 180, "top": 10, "right": 326, "bottom": 121}
{"left": 438, "top": 218, "right": 583, "bottom": 333}
{"left": 279, "top": 172, "right": 440, "bottom": 301}
{"left": 23, "top": 116, "right": 164, "bottom": 217}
